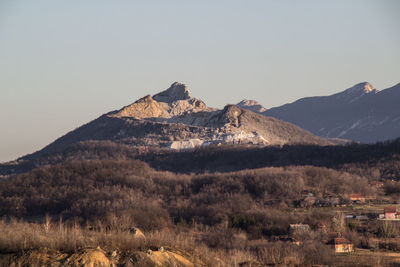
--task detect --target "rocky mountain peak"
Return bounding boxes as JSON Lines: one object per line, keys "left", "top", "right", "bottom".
{"left": 264, "top": 81, "right": 400, "bottom": 143}
{"left": 112, "top": 82, "right": 210, "bottom": 120}
{"left": 237, "top": 99, "right": 267, "bottom": 113}
{"left": 334, "top": 82, "right": 378, "bottom": 103}
{"left": 217, "top": 105, "right": 243, "bottom": 127}
{"left": 153, "top": 82, "right": 191, "bottom": 103}
{"left": 363, "top": 82, "right": 375, "bottom": 93}
{"left": 349, "top": 82, "right": 377, "bottom": 94}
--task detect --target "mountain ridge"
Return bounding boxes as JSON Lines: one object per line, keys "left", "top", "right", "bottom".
{"left": 259, "top": 82, "right": 400, "bottom": 143}
{"left": 16, "top": 82, "right": 331, "bottom": 162}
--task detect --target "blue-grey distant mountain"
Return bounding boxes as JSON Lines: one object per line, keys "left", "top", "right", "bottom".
{"left": 257, "top": 82, "right": 400, "bottom": 143}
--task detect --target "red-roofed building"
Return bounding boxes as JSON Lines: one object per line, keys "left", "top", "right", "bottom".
{"left": 384, "top": 206, "right": 397, "bottom": 219}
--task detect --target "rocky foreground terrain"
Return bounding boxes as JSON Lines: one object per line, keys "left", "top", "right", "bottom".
{"left": 0, "top": 247, "right": 201, "bottom": 267}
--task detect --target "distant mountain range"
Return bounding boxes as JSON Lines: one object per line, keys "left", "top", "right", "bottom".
{"left": 238, "top": 82, "right": 400, "bottom": 143}
{"left": 23, "top": 82, "right": 330, "bottom": 159}
{"left": 5, "top": 80, "right": 399, "bottom": 168}
{"left": 3, "top": 81, "right": 400, "bottom": 176}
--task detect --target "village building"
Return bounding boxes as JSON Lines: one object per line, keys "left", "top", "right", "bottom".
{"left": 333, "top": 238, "right": 354, "bottom": 253}
{"left": 384, "top": 206, "right": 397, "bottom": 219}
{"left": 349, "top": 194, "right": 366, "bottom": 203}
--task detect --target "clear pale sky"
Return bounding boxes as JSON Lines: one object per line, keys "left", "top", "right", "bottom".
{"left": 0, "top": 0, "right": 399, "bottom": 162}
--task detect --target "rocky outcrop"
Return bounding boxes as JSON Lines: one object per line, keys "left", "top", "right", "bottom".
{"left": 112, "top": 82, "right": 211, "bottom": 120}
{"left": 153, "top": 82, "right": 191, "bottom": 102}
{"left": 0, "top": 247, "right": 199, "bottom": 267}
{"left": 114, "top": 95, "right": 168, "bottom": 119}
{"left": 66, "top": 247, "right": 111, "bottom": 266}
{"left": 213, "top": 105, "right": 243, "bottom": 128}
{"left": 170, "top": 139, "right": 204, "bottom": 150}
{"left": 237, "top": 99, "right": 267, "bottom": 113}
{"left": 128, "top": 227, "right": 145, "bottom": 238}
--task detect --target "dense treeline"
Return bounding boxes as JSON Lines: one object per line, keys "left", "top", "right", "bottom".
{"left": 141, "top": 140, "right": 400, "bottom": 176}
{"left": 2, "top": 138, "right": 400, "bottom": 178}
{"left": 0, "top": 159, "right": 376, "bottom": 233}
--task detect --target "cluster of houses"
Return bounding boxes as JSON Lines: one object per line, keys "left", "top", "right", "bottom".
{"left": 288, "top": 188, "right": 398, "bottom": 254}
{"left": 298, "top": 193, "right": 369, "bottom": 208}
{"left": 285, "top": 224, "right": 354, "bottom": 253}
{"left": 298, "top": 191, "right": 400, "bottom": 209}
{"left": 331, "top": 205, "right": 399, "bottom": 252}
{"left": 344, "top": 206, "right": 399, "bottom": 222}
{"left": 285, "top": 204, "right": 399, "bottom": 254}
{"left": 297, "top": 179, "right": 384, "bottom": 208}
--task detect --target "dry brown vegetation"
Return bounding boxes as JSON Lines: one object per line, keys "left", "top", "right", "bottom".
{"left": 0, "top": 218, "right": 328, "bottom": 266}
{"left": 1, "top": 139, "right": 400, "bottom": 265}
{"left": 0, "top": 160, "right": 377, "bottom": 230}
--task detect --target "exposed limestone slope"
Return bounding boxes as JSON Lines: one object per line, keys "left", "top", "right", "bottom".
{"left": 206, "top": 105, "right": 331, "bottom": 145}
{"left": 36, "top": 114, "right": 214, "bottom": 155}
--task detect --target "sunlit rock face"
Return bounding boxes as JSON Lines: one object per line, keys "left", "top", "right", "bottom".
{"left": 113, "top": 82, "right": 211, "bottom": 120}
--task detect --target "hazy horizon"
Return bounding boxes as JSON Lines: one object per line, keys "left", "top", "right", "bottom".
{"left": 1, "top": 0, "right": 399, "bottom": 162}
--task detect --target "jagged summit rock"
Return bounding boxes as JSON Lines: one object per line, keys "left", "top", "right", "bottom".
{"left": 237, "top": 99, "right": 267, "bottom": 113}
{"left": 153, "top": 82, "right": 191, "bottom": 103}
{"left": 113, "top": 82, "right": 210, "bottom": 120}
